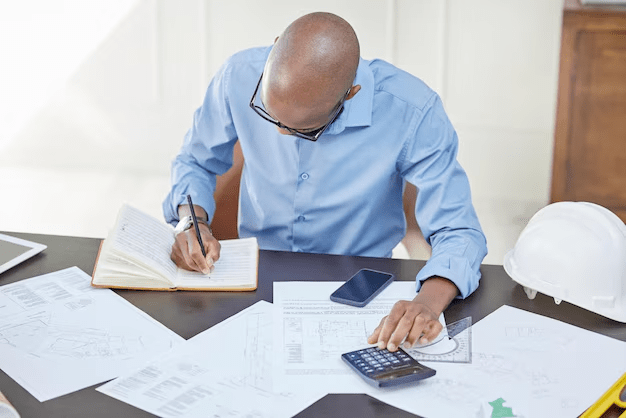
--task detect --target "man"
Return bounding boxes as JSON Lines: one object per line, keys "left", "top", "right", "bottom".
{"left": 163, "top": 12, "right": 487, "bottom": 351}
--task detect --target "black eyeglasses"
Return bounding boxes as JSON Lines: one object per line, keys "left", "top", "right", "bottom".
{"left": 249, "top": 72, "right": 349, "bottom": 142}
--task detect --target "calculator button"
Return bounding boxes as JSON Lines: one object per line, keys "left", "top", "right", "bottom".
{"left": 343, "top": 347, "right": 436, "bottom": 388}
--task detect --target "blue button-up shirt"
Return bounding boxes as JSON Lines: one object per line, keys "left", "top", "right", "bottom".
{"left": 163, "top": 46, "right": 487, "bottom": 298}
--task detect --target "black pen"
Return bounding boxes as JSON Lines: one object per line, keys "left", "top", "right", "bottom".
{"left": 186, "top": 194, "right": 207, "bottom": 258}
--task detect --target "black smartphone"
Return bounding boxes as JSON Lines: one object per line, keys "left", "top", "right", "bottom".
{"left": 330, "top": 268, "right": 395, "bottom": 307}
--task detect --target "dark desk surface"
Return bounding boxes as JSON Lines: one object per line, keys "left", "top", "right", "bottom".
{"left": 1, "top": 232, "right": 625, "bottom": 418}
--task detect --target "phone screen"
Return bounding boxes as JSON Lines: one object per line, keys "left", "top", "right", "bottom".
{"left": 330, "top": 269, "right": 394, "bottom": 307}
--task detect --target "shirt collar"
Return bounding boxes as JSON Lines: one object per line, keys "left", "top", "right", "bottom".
{"left": 325, "top": 58, "right": 373, "bottom": 135}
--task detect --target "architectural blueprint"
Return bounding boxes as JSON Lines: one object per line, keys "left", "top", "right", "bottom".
{"left": 0, "top": 267, "right": 183, "bottom": 401}
{"left": 272, "top": 283, "right": 626, "bottom": 418}
{"left": 98, "top": 301, "right": 323, "bottom": 418}
{"left": 272, "top": 281, "right": 444, "bottom": 394}
{"left": 367, "top": 306, "right": 626, "bottom": 418}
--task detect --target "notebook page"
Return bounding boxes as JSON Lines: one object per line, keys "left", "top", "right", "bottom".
{"left": 109, "top": 204, "right": 178, "bottom": 282}
{"left": 175, "top": 238, "right": 258, "bottom": 288}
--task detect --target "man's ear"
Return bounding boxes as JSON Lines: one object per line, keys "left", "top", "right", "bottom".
{"left": 345, "top": 85, "right": 361, "bottom": 101}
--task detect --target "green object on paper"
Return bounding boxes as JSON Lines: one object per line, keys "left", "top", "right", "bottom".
{"left": 488, "top": 398, "right": 515, "bottom": 418}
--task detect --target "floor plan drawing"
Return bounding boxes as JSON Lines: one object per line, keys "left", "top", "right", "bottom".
{"left": 98, "top": 301, "right": 323, "bottom": 418}
{"left": 273, "top": 281, "right": 421, "bottom": 393}
{"left": 0, "top": 267, "right": 184, "bottom": 401}
{"left": 0, "top": 307, "right": 146, "bottom": 360}
{"left": 284, "top": 317, "right": 371, "bottom": 364}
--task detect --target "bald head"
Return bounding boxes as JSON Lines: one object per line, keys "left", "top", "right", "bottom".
{"left": 262, "top": 12, "right": 361, "bottom": 132}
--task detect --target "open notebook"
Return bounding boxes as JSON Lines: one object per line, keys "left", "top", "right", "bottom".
{"left": 91, "top": 204, "right": 258, "bottom": 291}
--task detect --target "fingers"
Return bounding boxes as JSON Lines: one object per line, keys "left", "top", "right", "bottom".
{"left": 420, "top": 321, "right": 443, "bottom": 345}
{"left": 367, "top": 316, "right": 387, "bottom": 344}
{"left": 184, "top": 236, "right": 212, "bottom": 274}
{"left": 379, "top": 301, "right": 414, "bottom": 351}
{"left": 404, "top": 318, "right": 443, "bottom": 348}
{"left": 369, "top": 300, "right": 439, "bottom": 352}
{"left": 403, "top": 323, "right": 423, "bottom": 349}
{"left": 184, "top": 229, "right": 210, "bottom": 273}
{"left": 171, "top": 225, "right": 221, "bottom": 274}
{"left": 203, "top": 226, "right": 221, "bottom": 269}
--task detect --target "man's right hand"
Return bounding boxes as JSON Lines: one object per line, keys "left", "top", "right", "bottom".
{"left": 171, "top": 222, "right": 221, "bottom": 274}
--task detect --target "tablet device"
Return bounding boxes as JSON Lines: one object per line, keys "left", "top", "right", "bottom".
{"left": 0, "top": 233, "right": 47, "bottom": 275}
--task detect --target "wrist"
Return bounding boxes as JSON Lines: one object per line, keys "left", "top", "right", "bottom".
{"left": 177, "top": 203, "right": 208, "bottom": 221}
{"left": 413, "top": 276, "right": 458, "bottom": 315}
{"left": 174, "top": 215, "right": 212, "bottom": 235}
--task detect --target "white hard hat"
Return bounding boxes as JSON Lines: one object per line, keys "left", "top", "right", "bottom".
{"left": 503, "top": 201, "right": 626, "bottom": 323}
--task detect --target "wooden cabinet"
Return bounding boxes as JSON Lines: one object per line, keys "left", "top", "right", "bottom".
{"left": 551, "top": 0, "right": 626, "bottom": 222}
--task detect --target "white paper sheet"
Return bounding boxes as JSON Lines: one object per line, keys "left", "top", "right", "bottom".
{"left": 369, "top": 305, "right": 626, "bottom": 418}
{"left": 0, "top": 267, "right": 184, "bottom": 401}
{"left": 272, "top": 281, "right": 445, "bottom": 394}
{"left": 98, "top": 301, "right": 324, "bottom": 418}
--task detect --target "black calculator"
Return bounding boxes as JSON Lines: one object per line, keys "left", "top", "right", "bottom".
{"left": 341, "top": 346, "right": 436, "bottom": 388}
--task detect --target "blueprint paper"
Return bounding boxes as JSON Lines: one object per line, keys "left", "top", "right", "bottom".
{"left": 0, "top": 267, "right": 183, "bottom": 401}
{"left": 98, "top": 301, "right": 324, "bottom": 417}
{"left": 272, "top": 281, "right": 445, "bottom": 394}
{"left": 368, "top": 305, "right": 626, "bottom": 418}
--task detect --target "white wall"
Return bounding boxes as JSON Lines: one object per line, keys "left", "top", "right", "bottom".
{"left": 0, "top": 0, "right": 565, "bottom": 264}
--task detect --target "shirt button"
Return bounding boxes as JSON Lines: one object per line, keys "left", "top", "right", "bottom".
{"left": 297, "top": 215, "right": 305, "bottom": 222}
{"left": 301, "top": 173, "right": 309, "bottom": 180}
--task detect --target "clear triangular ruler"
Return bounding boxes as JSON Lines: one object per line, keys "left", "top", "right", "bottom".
{"left": 405, "top": 316, "right": 472, "bottom": 364}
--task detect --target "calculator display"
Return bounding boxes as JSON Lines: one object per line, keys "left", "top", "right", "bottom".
{"left": 342, "top": 346, "right": 436, "bottom": 388}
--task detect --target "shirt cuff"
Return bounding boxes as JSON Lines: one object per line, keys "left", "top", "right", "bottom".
{"left": 414, "top": 253, "right": 480, "bottom": 299}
